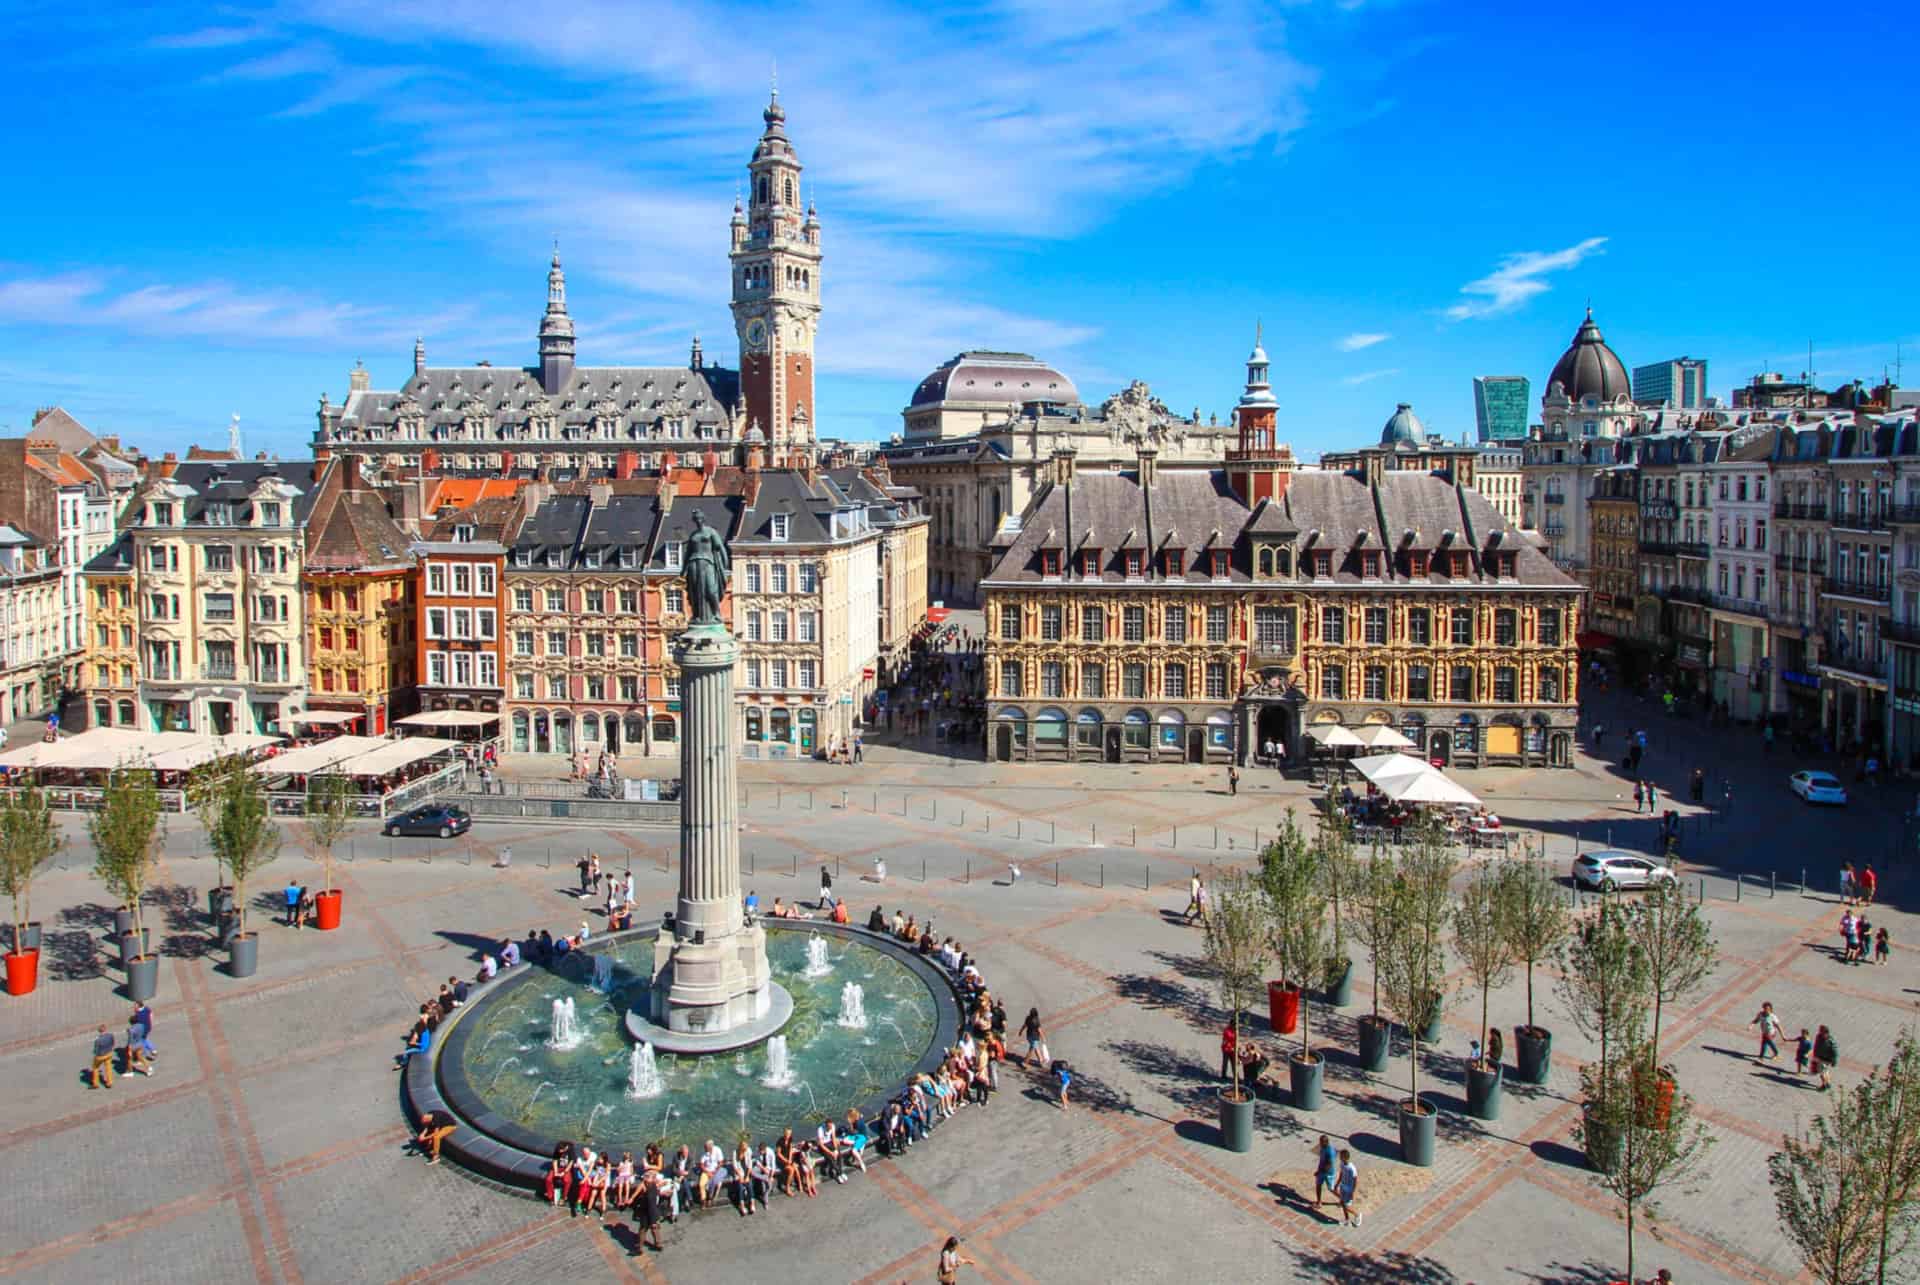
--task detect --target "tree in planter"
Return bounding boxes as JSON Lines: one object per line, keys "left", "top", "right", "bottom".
{"left": 1493, "top": 843, "right": 1570, "bottom": 1045}
{"left": 89, "top": 762, "right": 164, "bottom": 954}
{"left": 1202, "top": 872, "right": 1272, "bottom": 1106}
{"left": 1575, "top": 1038, "right": 1715, "bottom": 1282}
{"left": 1374, "top": 822, "right": 1457, "bottom": 1118}
{"left": 302, "top": 773, "right": 355, "bottom": 898}
{"left": 1622, "top": 880, "right": 1716, "bottom": 1067}
{"left": 1556, "top": 895, "right": 1647, "bottom": 1122}
{"left": 199, "top": 756, "right": 282, "bottom": 938}
{"left": 1453, "top": 862, "right": 1516, "bottom": 1072}
{"left": 0, "top": 786, "right": 62, "bottom": 954}
{"left": 1260, "top": 811, "right": 1331, "bottom": 1065}
{"left": 1348, "top": 839, "right": 1405, "bottom": 1032}
{"left": 1314, "top": 812, "right": 1359, "bottom": 996}
{"left": 1770, "top": 1078, "right": 1886, "bottom": 1285}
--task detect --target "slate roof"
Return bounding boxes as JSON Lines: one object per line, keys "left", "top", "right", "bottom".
{"left": 84, "top": 531, "right": 135, "bottom": 574}
{"left": 983, "top": 466, "right": 1576, "bottom": 589}
{"left": 648, "top": 495, "right": 742, "bottom": 573}
{"left": 143, "top": 461, "right": 317, "bottom": 526}
{"left": 338, "top": 364, "right": 739, "bottom": 440}
{"left": 25, "top": 408, "right": 97, "bottom": 453}
{"left": 420, "top": 494, "right": 522, "bottom": 545}
{"left": 306, "top": 489, "right": 414, "bottom": 571}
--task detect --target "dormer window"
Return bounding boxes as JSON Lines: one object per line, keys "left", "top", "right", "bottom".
{"left": 543, "top": 549, "right": 561, "bottom": 568}
{"left": 204, "top": 504, "right": 230, "bottom": 526}
{"left": 1123, "top": 549, "right": 1144, "bottom": 579}
{"left": 1164, "top": 549, "right": 1184, "bottom": 577}
{"left": 1210, "top": 550, "right": 1230, "bottom": 579}
{"left": 1314, "top": 551, "right": 1332, "bottom": 578}
{"left": 513, "top": 548, "right": 532, "bottom": 567}
{"left": 259, "top": 502, "right": 282, "bottom": 527}
{"left": 1361, "top": 552, "right": 1381, "bottom": 580}
{"left": 770, "top": 514, "right": 790, "bottom": 542}
{"left": 1039, "top": 549, "right": 1062, "bottom": 578}
{"left": 453, "top": 524, "right": 475, "bottom": 543}
{"left": 1080, "top": 548, "right": 1102, "bottom": 577}
{"left": 664, "top": 541, "right": 683, "bottom": 570}
{"left": 151, "top": 503, "right": 173, "bottom": 527}
{"left": 583, "top": 549, "right": 600, "bottom": 569}
{"left": 1409, "top": 550, "right": 1430, "bottom": 577}
{"left": 1449, "top": 552, "right": 1470, "bottom": 577}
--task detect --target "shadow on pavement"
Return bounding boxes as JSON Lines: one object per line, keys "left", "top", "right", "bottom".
{"left": 1288, "top": 1248, "right": 1461, "bottom": 1284}
{"left": 1527, "top": 1138, "right": 1587, "bottom": 1169}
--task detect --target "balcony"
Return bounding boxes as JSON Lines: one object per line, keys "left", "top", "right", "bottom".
{"left": 1641, "top": 541, "right": 1710, "bottom": 560}
{"left": 1665, "top": 585, "right": 1715, "bottom": 608}
{"left": 1888, "top": 505, "right": 1920, "bottom": 525}
{"left": 1831, "top": 510, "right": 1891, "bottom": 534}
{"left": 1817, "top": 639, "right": 1884, "bottom": 683}
{"left": 1543, "top": 493, "right": 1567, "bottom": 506}
{"left": 203, "top": 664, "right": 237, "bottom": 681}
{"left": 1882, "top": 618, "right": 1920, "bottom": 647}
{"left": 1823, "top": 577, "right": 1891, "bottom": 604}
{"left": 1773, "top": 502, "right": 1829, "bottom": 521}
{"left": 1251, "top": 638, "right": 1297, "bottom": 661}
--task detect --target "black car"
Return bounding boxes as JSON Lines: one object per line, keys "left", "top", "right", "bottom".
{"left": 383, "top": 804, "right": 472, "bottom": 839}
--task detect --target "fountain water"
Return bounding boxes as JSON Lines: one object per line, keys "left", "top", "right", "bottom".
{"left": 802, "top": 934, "right": 833, "bottom": 979}
{"left": 530, "top": 1081, "right": 556, "bottom": 1108}
{"left": 487, "top": 1055, "right": 522, "bottom": 1088}
{"left": 878, "top": 1016, "right": 912, "bottom": 1051}
{"left": 479, "top": 1030, "right": 512, "bottom": 1055}
{"left": 761, "top": 1035, "right": 797, "bottom": 1089}
{"left": 734, "top": 1052, "right": 752, "bottom": 1077}
{"left": 591, "top": 954, "right": 615, "bottom": 993}
{"left": 627, "top": 1043, "right": 665, "bottom": 1100}
{"left": 836, "top": 982, "right": 869, "bottom": 1030}
{"left": 585, "top": 1103, "right": 613, "bottom": 1136}
{"left": 547, "top": 997, "right": 583, "bottom": 1050}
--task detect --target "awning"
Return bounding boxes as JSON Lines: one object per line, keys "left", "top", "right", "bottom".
{"left": 1351, "top": 752, "right": 1432, "bottom": 786}
{"left": 253, "top": 736, "right": 391, "bottom": 778}
{"left": 1351, "top": 724, "right": 1415, "bottom": 750}
{"left": 1379, "top": 770, "right": 1481, "bottom": 807}
{"left": 1307, "top": 724, "right": 1365, "bottom": 748}
{"left": 396, "top": 711, "right": 499, "bottom": 729}
{"left": 292, "top": 710, "right": 362, "bottom": 726}
{"left": 339, "top": 737, "right": 461, "bottom": 777}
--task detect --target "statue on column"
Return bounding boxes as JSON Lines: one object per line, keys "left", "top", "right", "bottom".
{"left": 685, "top": 511, "right": 731, "bottom": 627}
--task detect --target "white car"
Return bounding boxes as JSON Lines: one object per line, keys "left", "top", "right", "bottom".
{"left": 1790, "top": 771, "right": 1848, "bottom": 805}
{"left": 1571, "top": 851, "right": 1679, "bottom": 892}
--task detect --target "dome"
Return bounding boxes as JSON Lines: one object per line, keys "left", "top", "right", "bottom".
{"left": 1380, "top": 402, "right": 1427, "bottom": 448}
{"left": 1548, "top": 309, "right": 1631, "bottom": 404}
{"left": 909, "top": 351, "right": 1079, "bottom": 409}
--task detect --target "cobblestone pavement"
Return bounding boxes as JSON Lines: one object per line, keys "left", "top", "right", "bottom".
{"left": 4, "top": 686, "right": 1914, "bottom": 1283}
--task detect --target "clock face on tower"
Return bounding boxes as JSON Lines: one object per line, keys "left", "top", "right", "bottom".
{"left": 744, "top": 318, "right": 769, "bottom": 352}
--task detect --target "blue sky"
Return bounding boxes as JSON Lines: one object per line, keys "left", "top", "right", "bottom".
{"left": 2, "top": 0, "right": 1915, "bottom": 461}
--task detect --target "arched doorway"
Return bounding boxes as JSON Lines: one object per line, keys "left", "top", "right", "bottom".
{"left": 1550, "top": 732, "right": 1572, "bottom": 766}
{"left": 1187, "top": 727, "right": 1205, "bottom": 762}
{"left": 995, "top": 724, "right": 1014, "bottom": 761}
{"left": 1429, "top": 730, "right": 1452, "bottom": 765}
{"left": 1257, "top": 705, "right": 1294, "bottom": 762}
{"left": 606, "top": 714, "right": 621, "bottom": 754}
{"left": 533, "top": 711, "right": 550, "bottom": 755}
{"left": 1105, "top": 726, "right": 1121, "bottom": 762}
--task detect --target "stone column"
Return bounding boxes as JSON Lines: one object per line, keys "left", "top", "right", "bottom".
{"left": 672, "top": 626, "right": 740, "bottom": 943}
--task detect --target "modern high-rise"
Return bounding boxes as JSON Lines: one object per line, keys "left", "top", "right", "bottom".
{"left": 1473, "top": 376, "right": 1531, "bottom": 442}
{"left": 1633, "top": 358, "right": 1709, "bottom": 408}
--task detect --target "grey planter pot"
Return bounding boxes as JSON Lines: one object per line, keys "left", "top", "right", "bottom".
{"left": 1290, "top": 1053, "right": 1324, "bottom": 1111}
{"left": 114, "top": 907, "right": 135, "bottom": 937}
{"left": 116, "top": 928, "right": 150, "bottom": 967}
{"left": 126, "top": 954, "right": 160, "bottom": 1002}
{"left": 1418, "top": 1004, "right": 1444, "bottom": 1045}
{"left": 1466, "top": 1063, "right": 1503, "bottom": 1120}
{"left": 1399, "top": 1100, "right": 1437, "bottom": 1167}
{"left": 1357, "top": 1015, "right": 1391, "bottom": 1072}
{"left": 1322, "top": 958, "right": 1354, "bottom": 1008}
{"left": 228, "top": 932, "right": 259, "bottom": 979}
{"left": 1218, "top": 1088, "right": 1255, "bottom": 1152}
{"left": 4, "top": 921, "right": 40, "bottom": 953}
{"left": 1514, "top": 1026, "right": 1552, "bottom": 1084}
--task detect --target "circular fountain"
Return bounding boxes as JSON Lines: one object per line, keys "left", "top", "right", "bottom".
{"left": 399, "top": 543, "right": 959, "bottom": 1188}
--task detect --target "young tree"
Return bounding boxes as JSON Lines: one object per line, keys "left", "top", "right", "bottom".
{"left": 1453, "top": 862, "right": 1516, "bottom": 1070}
{"left": 302, "top": 773, "right": 355, "bottom": 896}
{"left": 1770, "top": 1083, "right": 1883, "bottom": 1285}
{"left": 1202, "top": 872, "right": 1271, "bottom": 1104}
{"left": 1259, "top": 811, "right": 1330, "bottom": 1060}
{"left": 1348, "top": 839, "right": 1405, "bottom": 1026}
{"left": 1556, "top": 896, "right": 1647, "bottom": 1108}
{"left": 198, "top": 756, "right": 281, "bottom": 936}
{"left": 1624, "top": 881, "right": 1716, "bottom": 1066}
{"left": 0, "top": 787, "right": 62, "bottom": 951}
{"left": 1315, "top": 812, "right": 1359, "bottom": 992}
{"left": 1375, "top": 820, "right": 1456, "bottom": 1112}
{"left": 1575, "top": 1038, "right": 1716, "bottom": 1282}
{"left": 1857, "top": 1032, "right": 1920, "bottom": 1285}
{"left": 1495, "top": 842, "right": 1571, "bottom": 1037}
{"left": 90, "top": 762, "right": 165, "bottom": 950}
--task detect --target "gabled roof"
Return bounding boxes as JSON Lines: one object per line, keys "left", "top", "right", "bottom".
{"left": 25, "top": 408, "right": 97, "bottom": 452}
{"left": 307, "top": 490, "right": 414, "bottom": 572}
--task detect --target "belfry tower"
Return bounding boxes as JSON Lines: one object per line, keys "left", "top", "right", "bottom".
{"left": 730, "top": 90, "right": 822, "bottom": 462}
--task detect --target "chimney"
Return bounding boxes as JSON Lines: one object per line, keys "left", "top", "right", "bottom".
{"left": 349, "top": 360, "right": 370, "bottom": 393}
{"left": 589, "top": 482, "right": 612, "bottom": 507}
{"left": 522, "top": 481, "right": 551, "bottom": 510}
{"left": 158, "top": 452, "right": 179, "bottom": 480}
{"left": 658, "top": 484, "right": 675, "bottom": 513}
{"left": 1137, "top": 445, "right": 1159, "bottom": 490}
{"left": 663, "top": 450, "right": 678, "bottom": 471}
{"left": 702, "top": 448, "right": 719, "bottom": 476}
{"left": 421, "top": 448, "right": 440, "bottom": 473}
{"left": 502, "top": 451, "right": 516, "bottom": 474}
{"left": 343, "top": 453, "right": 364, "bottom": 493}
{"left": 615, "top": 450, "right": 638, "bottom": 480}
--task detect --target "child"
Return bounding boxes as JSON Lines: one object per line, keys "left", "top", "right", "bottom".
{"left": 1876, "top": 927, "right": 1891, "bottom": 966}
{"left": 1795, "top": 1029, "right": 1812, "bottom": 1076}
{"left": 1052, "top": 1058, "right": 1072, "bottom": 1111}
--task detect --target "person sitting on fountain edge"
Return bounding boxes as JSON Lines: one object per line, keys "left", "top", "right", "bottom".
{"left": 867, "top": 905, "right": 887, "bottom": 932}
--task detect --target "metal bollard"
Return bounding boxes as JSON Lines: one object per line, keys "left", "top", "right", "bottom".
{"left": 1053, "top": 861, "right": 1059, "bottom": 887}
{"left": 1015, "top": 818, "right": 1022, "bottom": 839}
{"left": 1770, "top": 872, "right": 1776, "bottom": 898}
{"left": 777, "top": 788, "right": 782, "bottom": 809}
{"left": 1213, "top": 826, "right": 1219, "bottom": 850}
{"left": 921, "top": 857, "right": 927, "bottom": 883}
{"left": 1143, "top": 864, "right": 1149, "bottom": 891}
{"left": 1800, "top": 868, "right": 1807, "bottom": 896}
{"left": 1090, "top": 822, "right": 1097, "bottom": 846}
{"left": 1099, "top": 862, "right": 1104, "bottom": 888}
{"left": 806, "top": 790, "right": 813, "bottom": 811}
{"left": 792, "top": 854, "right": 798, "bottom": 877}
{"left": 966, "top": 860, "right": 971, "bottom": 884}
{"left": 1736, "top": 875, "right": 1742, "bottom": 902}
{"left": 1698, "top": 876, "right": 1705, "bottom": 904}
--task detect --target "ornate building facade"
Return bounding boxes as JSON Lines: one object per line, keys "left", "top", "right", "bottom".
{"left": 302, "top": 457, "right": 418, "bottom": 734}
{"left": 982, "top": 351, "right": 1584, "bottom": 770}
{"left": 729, "top": 91, "right": 821, "bottom": 460}
{"left": 81, "top": 535, "right": 138, "bottom": 728}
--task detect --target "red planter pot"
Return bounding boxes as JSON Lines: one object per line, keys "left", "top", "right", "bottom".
{"left": 5, "top": 948, "right": 39, "bottom": 996}
{"left": 1267, "top": 981, "right": 1301, "bottom": 1035}
{"left": 314, "top": 889, "right": 344, "bottom": 932}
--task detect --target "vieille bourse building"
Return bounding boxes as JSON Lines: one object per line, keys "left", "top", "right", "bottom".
{"left": 979, "top": 343, "right": 1584, "bottom": 769}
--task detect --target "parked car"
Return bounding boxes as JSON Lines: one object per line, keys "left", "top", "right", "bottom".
{"left": 1571, "top": 850, "right": 1679, "bottom": 892}
{"left": 1789, "top": 770, "right": 1848, "bottom": 806}
{"left": 384, "top": 804, "right": 472, "bottom": 839}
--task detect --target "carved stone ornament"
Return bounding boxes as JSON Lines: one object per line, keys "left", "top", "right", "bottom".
{"left": 1099, "top": 380, "right": 1172, "bottom": 443}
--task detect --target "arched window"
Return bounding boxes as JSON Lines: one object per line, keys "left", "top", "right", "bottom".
{"left": 92, "top": 698, "right": 109, "bottom": 728}
{"left": 1538, "top": 667, "right": 1562, "bottom": 703}
{"left": 784, "top": 178, "right": 795, "bottom": 206}
{"left": 512, "top": 710, "right": 530, "bottom": 753}
{"left": 117, "top": 700, "right": 135, "bottom": 727}
{"left": 625, "top": 713, "right": 645, "bottom": 747}
{"left": 553, "top": 712, "right": 573, "bottom": 755}
{"left": 652, "top": 715, "right": 677, "bottom": 744}
{"left": 581, "top": 712, "right": 600, "bottom": 745}
{"left": 757, "top": 177, "right": 769, "bottom": 205}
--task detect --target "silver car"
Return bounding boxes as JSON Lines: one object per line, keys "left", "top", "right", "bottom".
{"left": 1571, "top": 850, "right": 1679, "bottom": 892}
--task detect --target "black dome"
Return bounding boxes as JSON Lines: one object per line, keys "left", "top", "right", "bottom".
{"left": 1548, "top": 310, "right": 1630, "bottom": 403}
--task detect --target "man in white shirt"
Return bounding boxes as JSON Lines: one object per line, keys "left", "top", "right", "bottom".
{"left": 698, "top": 1139, "right": 724, "bottom": 1207}
{"left": 815, "top": 1121, "right": 846, "bottom": 1183}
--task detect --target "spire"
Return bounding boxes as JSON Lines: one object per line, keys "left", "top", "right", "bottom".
{"left": 1239, "top": 323, "right": 1276, "bottom": 409}
{"left": 413, "top": 336, "right": 425, "bottom": 374}
{"left": 538, "top": 243, "right": 576, "bottom": 394}
{"left": 546, "top": 242, "right": 568, "bottom": 317}
{"left": 690, "top": 333, "right": 704, "bottom": 370}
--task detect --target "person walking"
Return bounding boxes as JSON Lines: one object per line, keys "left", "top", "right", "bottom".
{"left": 1021, "top": 1008, "right": 1048, "bottom": 1069}
{"left": 1752, "top": 1002, "right": 1782, "bottom": 1061}
{"left": 1227, "top": 765, "right": 1239, "bottom": 796}
{"left": 1860, "top": 864, "right": 1878, "bottom": 907}
{"left": 1813, "top": 1025, "right": 1839, "bottom": 1091}
{"left": 1840, "top": 863, "right": 1857, "bottom": 906}
{"left": 1876, "top": 926, "right": 1891, "bottom": 966}
{"left": 1690, "top": 768, "right": 1704, "bottom": 803}
{"left": 1335, "top": 1149, "right": 1361, "bottom": 1226}
{"left": 89, "top": 1025, "right": 116, "bottom": 1089}
{"left": 818, "top": 865, "right": 835, "bottom": 912}
{"left": 1633, "top": 781, "right": 1645, "bottom": 813}
{"left": 1794, "top": 1028, "right": 1812, "bottom": 1077}
{"left": 1183, "top": 874, "right": 1205, "bottom": 925}
{"left": 1313, "top": 1134, "right": 1338, "bottom": 1207}
{"left": 1646, "top": 782, "right": 1659, "bottom": 813}
{"left": 1220, "top": 1020, "right": 1238, "bottom": 1080}
{"left": 937, "top": 1236, "right": 975, "bottom": 1284}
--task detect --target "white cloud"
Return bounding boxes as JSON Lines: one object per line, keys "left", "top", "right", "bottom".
{"left": 1338, "top": 332, "right": 1389, "bottom": 352}
{"left": 1444, "top": 237, "right": 1608, "bottom": 321}
{"left": 1340, "top": 368, "right": 1399, "bottom": 386}
{"left": 0, "top": 271, "right": 466, "bottom": 348}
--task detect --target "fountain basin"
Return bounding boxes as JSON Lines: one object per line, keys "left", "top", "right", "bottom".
{"left": 622, "top": 981, "right": 795, "bottom": 1055}
{"left": 406, "top": 922, "right": 960, "bottom": 1191}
